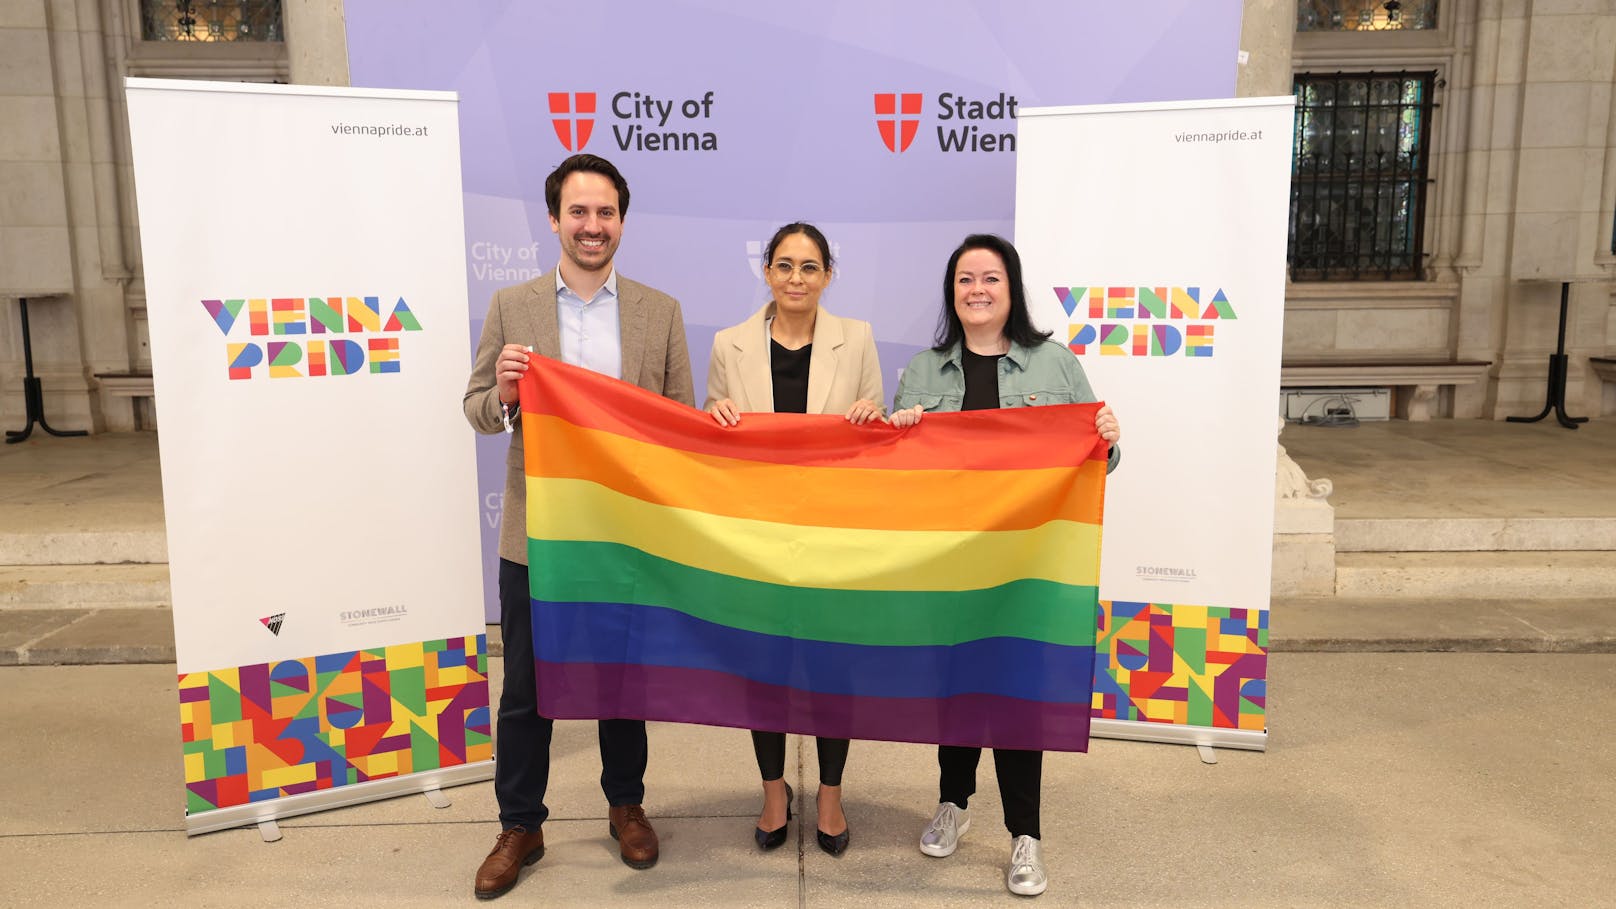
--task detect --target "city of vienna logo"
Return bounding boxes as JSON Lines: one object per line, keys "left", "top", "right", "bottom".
{"left": 548, "top": 92, "right": 596, "bottom": 151}
{"left": 260, "top": 613, "right": 286, "bottom": 636}
{"left": 874, "top": 92, "right": 922, "bottom": 152}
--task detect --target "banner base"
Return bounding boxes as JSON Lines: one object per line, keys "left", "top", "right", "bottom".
{"left": 1090, "top": 719, "right": 1267, "bottom": 752}
{"left": 185, "top": 760, "right": 494, "bottom": 836}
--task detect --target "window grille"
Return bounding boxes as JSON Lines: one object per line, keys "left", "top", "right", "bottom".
{"left": 1297, "top": 0, "right": 1439, "bottom": 32}
{"left": 141, "top": 0, "right": 283, "bottom": 42}
{"left": 1289, "top": 72, "right": 1436, "bottom": 281}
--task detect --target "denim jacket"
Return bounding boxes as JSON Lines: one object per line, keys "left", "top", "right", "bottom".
{"left": 894, "top": 338, "right": 1120, "bottom": 471}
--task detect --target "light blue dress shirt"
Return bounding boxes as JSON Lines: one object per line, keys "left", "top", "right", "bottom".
{"left": 556, "top": 269, "right": 622, "bottom": 379}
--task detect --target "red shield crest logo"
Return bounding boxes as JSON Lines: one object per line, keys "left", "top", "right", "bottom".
{"left": 874, "top": 93, "right": 922, "bottom": 153}
{"left": 548, "top": 92, "right": 597, "bottom": 151}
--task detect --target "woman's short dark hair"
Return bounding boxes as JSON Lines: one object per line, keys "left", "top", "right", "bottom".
{"left": 933, "top": 233, "right": 1051, "bottom": 351}
{"left": 544, "top": 154, "right": 630, "bottom": 219}
{"left": 764, "top": 222, "right": 834, "bottom": 272}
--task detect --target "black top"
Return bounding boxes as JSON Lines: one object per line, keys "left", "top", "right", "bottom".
{"left": 770, "top": 338, "right": 812, "bottom": 414}
{"left": 961, "top": 347, "right": 1003, "bottom": 411}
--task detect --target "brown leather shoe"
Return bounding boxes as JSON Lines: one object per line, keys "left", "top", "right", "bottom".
{"left": 607, "top": 804, "right": 659, "bottom": 869}
{"left": 474, "top": 826, "right": 545, "bottom": 900}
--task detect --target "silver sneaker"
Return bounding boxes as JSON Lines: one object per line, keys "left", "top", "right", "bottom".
{"left": 1006, "top": 835, "right": 1047, "bottom": 896}
{"left": 919, "top": 801, "right": 969, "bottom": 857}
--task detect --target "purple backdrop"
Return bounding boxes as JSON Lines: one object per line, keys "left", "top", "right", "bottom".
{"left": 345, "top": 0, "right": 1243, "bottom": 620}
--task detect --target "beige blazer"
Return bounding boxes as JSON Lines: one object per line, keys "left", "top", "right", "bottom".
{"left": 704, "top": 303, "right": 884, "bottom": 416}
{"left": 464, "top": 270, "right": 695, "bottom": 564}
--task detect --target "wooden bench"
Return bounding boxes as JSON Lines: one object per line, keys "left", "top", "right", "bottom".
{"left": 1280, "top": 360, "right": 1492, "bottom": 421}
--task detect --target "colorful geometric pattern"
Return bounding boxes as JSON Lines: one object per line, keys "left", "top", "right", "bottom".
{"left": 1092, "top": 601, "right": 1267, "bottom": 731}
{"left": 178, "top": 635, "right": 490, "bottom": 814}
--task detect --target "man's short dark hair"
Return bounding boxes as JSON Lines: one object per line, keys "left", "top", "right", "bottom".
{"left": 544, "top": 154, "right": 631, "bottom": 219}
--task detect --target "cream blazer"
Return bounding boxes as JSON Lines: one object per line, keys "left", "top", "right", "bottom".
{"left": 704, "top": 303, "right": 885, "bottom": 416}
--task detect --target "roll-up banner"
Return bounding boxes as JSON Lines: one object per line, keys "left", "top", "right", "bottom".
{"left": 125, "top": 79, "right": 492, "bottom": 834}
{"left": 343, "top": 0, "right": 1248, "bottom": 626}
{"left": 1017, "top": 97, "right": 1297, "bottom": 749}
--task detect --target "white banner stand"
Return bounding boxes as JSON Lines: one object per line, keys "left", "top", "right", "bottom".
{"left": 126, "top": 79, "right": 492, "bottom": 834}
{"left": 1017, "top": 97, "right": 1297, "bottom": 751}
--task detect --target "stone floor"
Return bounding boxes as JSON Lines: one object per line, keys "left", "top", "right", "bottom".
{"left": 1279, "top": 417, "right": 1616, "bottom": 521}
{"left": 2, "top": 654, "right": 1612, "bottom": 907}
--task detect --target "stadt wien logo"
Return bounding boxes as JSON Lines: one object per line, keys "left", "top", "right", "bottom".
{"left": 549, "top": 92, "right": 597, "bottom": 151}
{"left": 874, "top": 92, "right": 923, "bottom": 152}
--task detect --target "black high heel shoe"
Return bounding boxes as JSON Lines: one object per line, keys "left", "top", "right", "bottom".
{"left": 816, "top": 825, "right": 850, "bottom": 856}
{"left": 754, "top": 782, "right": 793, "bottom": 850}
{"left": 816, "top": 786, "right": 850, "bottom": 855}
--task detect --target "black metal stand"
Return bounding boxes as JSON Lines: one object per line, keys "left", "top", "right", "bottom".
{"left": 1507, "top": 281, "right": 1588, "bottom": 430}
{"left": 6, "top": 298, "right": 89, "bottom": 444}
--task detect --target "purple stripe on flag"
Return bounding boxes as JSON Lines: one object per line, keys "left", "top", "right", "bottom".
{"left": 536, "top": 661, "right": 1091, "bottom": 753}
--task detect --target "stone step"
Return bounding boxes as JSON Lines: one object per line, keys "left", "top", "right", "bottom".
{"left": 0, "top": 530, "right": 168, "bottom": 566}
{"left": 0, "top": 564, "right": 171, "bottom": 609}
{"left": 1268, "top": 597, "right": 1616, "bottom": 652}
{"left": 1334, "top": 551, "right": 1616, "bottom": 599}
{"left": 1336, "top": 516, "right": 1616, "bottom": 553}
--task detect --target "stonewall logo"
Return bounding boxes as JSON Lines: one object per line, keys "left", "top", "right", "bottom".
{"left": 1054, "top": 286, "right": 1237, "bottom": 358}
{"left": 548, "top": 89, "right": 719, "bottom": 152}
{"left": 872, "top": 91, "right": 1019, "bottom": 154}
{"left": 203, "top": 296, "right": 423, "bottom": 380}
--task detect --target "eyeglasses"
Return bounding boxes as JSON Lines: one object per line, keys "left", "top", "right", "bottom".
{"left": 769, "top": 261, "right": 826, "bottom": 280}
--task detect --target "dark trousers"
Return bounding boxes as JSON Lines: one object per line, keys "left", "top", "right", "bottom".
{"left": 495, "top": 558, "right": 648, "bottom": 830}
{"left": 751, "top": 732, "right": 850, "bottom": 786}
{"left": 938, "top": 745, "right": 1042, "bottom": 840}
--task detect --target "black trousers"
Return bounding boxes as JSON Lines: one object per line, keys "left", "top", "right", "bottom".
{"left": 495, "top": 558, "right": 648, "bottom": 830}
{"left": 751, "top": 732, "right": 850, "bottom": 786}
{"left": 937, "top": 745, "right": 1042, "bottom": 840}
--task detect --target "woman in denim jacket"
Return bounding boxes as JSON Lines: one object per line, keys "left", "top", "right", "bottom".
{"left": 893, "top": 234, "right": 1121, "bottom": 898}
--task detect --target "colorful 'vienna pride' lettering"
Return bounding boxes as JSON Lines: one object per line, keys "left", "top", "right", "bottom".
{"left": 204, "top": 296, "right": 423, "bottom": 380}
{"left": 1054, "top": 286, "right": 1235, "bottom": 358}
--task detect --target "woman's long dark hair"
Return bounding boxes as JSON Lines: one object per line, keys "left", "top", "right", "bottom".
{"left": 932, "top": 233, "right": 1051, "bottom": 352}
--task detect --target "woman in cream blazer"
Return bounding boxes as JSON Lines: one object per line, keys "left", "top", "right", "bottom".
{"left": 703, "top": 222, "right": 884, "bottom": 858}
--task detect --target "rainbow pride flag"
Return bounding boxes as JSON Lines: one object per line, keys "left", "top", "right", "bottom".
{"left": 520, "top": 358, "right": 1107, "bottom": 752}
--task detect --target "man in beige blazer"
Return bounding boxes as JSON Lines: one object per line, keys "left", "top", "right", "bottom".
{"left": 463, "top": 154, "right": 693, "bottom": 900}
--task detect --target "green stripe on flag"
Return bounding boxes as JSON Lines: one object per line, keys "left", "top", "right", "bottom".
{"left": 529, "top": 539, "right": 1097, "bottom": 648}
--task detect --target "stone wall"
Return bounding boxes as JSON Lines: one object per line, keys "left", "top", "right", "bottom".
{"left": 4, "top": 0, "right": 1613, "bottom": 432}
{"left": 2, "top": 1, "right": 105, "bottom": 432}
{"left": 0, "top": 0, "right": 342, "bottom": 433}
{"left": 1266, "top": 0, "right": 1616, "bottom": 418}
